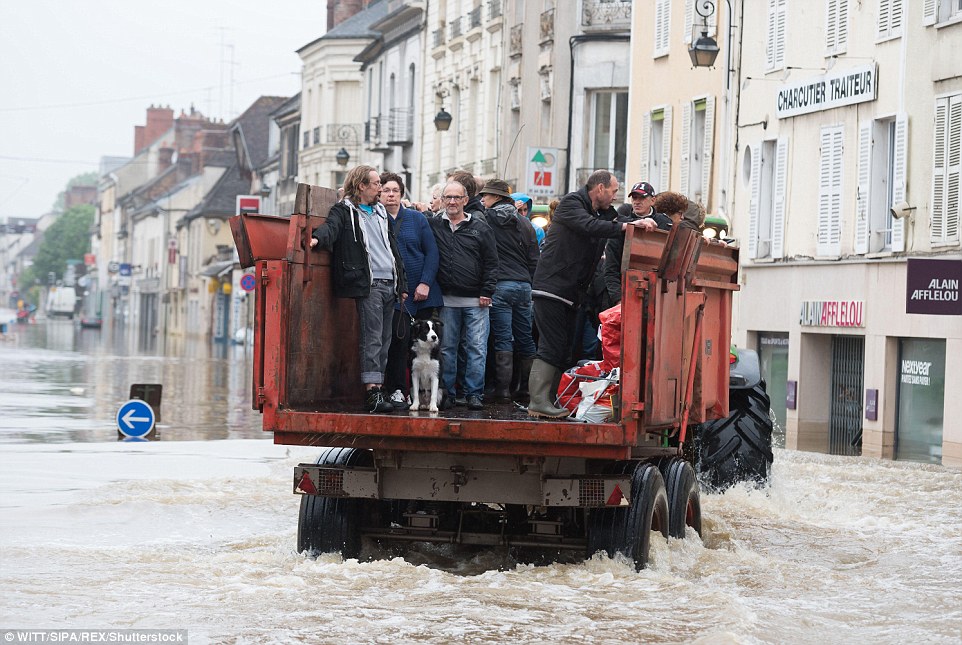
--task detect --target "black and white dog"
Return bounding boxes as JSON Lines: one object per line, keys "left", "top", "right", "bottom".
{"left": 409, "top": 319, "right": 444, "bottom": 413}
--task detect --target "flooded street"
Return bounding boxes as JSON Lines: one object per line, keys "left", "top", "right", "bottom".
{"left": 1, "top": 318, "right": 961, "bottom": 643}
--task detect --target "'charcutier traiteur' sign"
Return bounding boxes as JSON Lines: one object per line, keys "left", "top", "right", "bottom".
{"left": 776, "top": 64, "right": 878, "bottom": 119}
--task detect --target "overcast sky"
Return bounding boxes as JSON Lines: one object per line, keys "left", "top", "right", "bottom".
{"left": 0, "top": 0, "right": 324, "bottom": 221}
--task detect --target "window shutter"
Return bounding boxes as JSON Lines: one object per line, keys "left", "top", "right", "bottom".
{"left": 891, "top": 0, "right": 903, "bottom": 35}
{"left": 878, "top": 0, "right": 890, "bottom": 38}
{"left": 826, "top": 0, "right": 838, "bottom": 54}
{"left": 684, "top": 0, "right": 717, "bottom": 44}
{"left": 767, "top": 0, "right": 777, "bottom": 69}
{"left": 932, "top": 98, "right": 948, "bottom": 243}
{"left": 680, "top": 102, "right": 692, "bottom": 197}
{"left": 922, "top": 0, "right": 938, "bottom": 27}
{"left": 701, "top": 96, "right": 716, "bottom": 209}
{"left": 891, "top": 113, "right": 908, "bottom": 252}
{"left": 685, "top": 0, "right": 694, "bottom": 44}
{"left": 818, "top": 126, "right": 843, "bottom": 257}
{"left": 661, "top": 105, "right": 673, "bottom": 191}
{"left": 654, "top": 0, "right": 670, "bottom": 57}
{"left": 772, "top": 137, "right": 789, "bottom": 259}
{"left": 748, "top": 145, "right": 762, "bottom": 259}
{"left": 948, "top": 96, "right": 962, "bottom": 242}
{"left": 837, "top": 0, "right": 848, "bottom": 52}
{"left": 775, "top": 0, "right": 787, "bottom": 69}
{"left": 640, "top": 112, "right": 651, "bottom": 180}
{"left": 854, "top": 121, "right": 872, "bottom": 254}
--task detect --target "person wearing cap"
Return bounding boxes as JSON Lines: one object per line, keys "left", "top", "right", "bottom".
{"left": 528, "top": 170, "right": 630, "bottom": 419}
{"left": 479, "top": 179, "right": 540, "bottom": 402}
{"left": 605, "top": 181, "right": 672, "bottom": 304}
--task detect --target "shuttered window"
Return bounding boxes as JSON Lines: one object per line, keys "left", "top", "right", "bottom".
{"left": 924, "top": 0, "right": 962, "bottom": 25}
{"left": 644, "top": 107, "right": 672, "bottom": 192}
{"left": 931, "top": 95, "right": 961, "bottom": 245}
{"left": 680, "top": 97, "right": 715, "bottom": 208}
{"left": 877, "top": 0, "right": 903, "bottom": 40}
{"left": 767, "top": 0, "right": 787, "bottom": 71}
{"left": 747, "top": 139, "right": 788, "bottom": 260}
{"left": 654, "top": 0, "right": 671, "bottom": 58}
{"left": 684, "top": 0, "right": 717, "bottom": 44}
{"left": 826, "top": 0, "right": 848, "bottom": 55}
{"left": 818, "top": 125, "right": 844, "bottom": 257}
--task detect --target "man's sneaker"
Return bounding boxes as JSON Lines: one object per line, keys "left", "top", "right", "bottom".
{"left": 388, "top": 389, "right": 408, "bottom": 410}
{"left": 366, "top": 387, "right": 394, "bottom": 414}
{"left": 466, "top": 395, "right": 483, "bottom": 410}
{"left": 454, "top": 394, "right": 468, "bottom": 406}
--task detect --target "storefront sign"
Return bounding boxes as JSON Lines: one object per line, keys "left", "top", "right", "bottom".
{"left": 865, "top": 389, "right": 877, "bottom": 421}
{"left": 776, "top": 64, "right": 877, "bottom": 119}
{"left": 799, "top": 300, "right": 864, "bottom": 327}
{"left": 906, "top": 258, "right": 962, "bottom": 315}
{"left": 786, "top": 380, "right": 797, "bottom": 410}
{"left": 901, "top": 358, "right": 934, "bottom": 386}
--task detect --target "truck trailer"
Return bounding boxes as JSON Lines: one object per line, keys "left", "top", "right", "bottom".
{"left": 230, "top": 184, "right": 773, "bottom": 569}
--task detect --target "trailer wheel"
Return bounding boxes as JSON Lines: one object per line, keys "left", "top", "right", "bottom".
{"left": 696, "top": 383, "right": 774, "bottom": 491}
{"left": 587, "top": 462, "right": 669, "bottom": 570}
{"left": 297, "top": 447, "right": 376, "bottom": 559}
{"left": 660, "top": 458, "right": 701, "bottom": 539}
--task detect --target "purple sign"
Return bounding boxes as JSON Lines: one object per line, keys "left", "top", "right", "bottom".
{"left": 865, "top": 388, "right": 877, "bottom": 421}
{"left": 906, "top": 259, "right": 962, "bottom": 315}
{"left": 786, "top": 380, "right": 797, "bottom": 410}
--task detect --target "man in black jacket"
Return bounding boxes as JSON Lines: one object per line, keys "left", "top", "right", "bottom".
{"left": 528, "top": 170, "right": 630, "bottom": 418}
{"left": 428, "top": 180, "right": 499, "bottom": 410}
{"left": 604, "top": 180, "right": 672, "bottom": 304}
{"left": 478, "top": 179, "right": 540, "bottom": 401}
{"left": 310, "top": 165, "right": 408, "bottom": 414}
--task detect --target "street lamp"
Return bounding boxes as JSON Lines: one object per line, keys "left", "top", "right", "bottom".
{"left": 335, "top": 147, "right": 350, "bottom": 167}
{"left": 689, "top": 1, "right": 720, "bottom": 68}
{"left": 433, "top": 107, "right": 452, "bottom": 132}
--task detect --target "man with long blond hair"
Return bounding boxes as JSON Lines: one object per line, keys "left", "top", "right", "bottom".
{"left": 311, "top": 165, "right": 408, "bottom": 413}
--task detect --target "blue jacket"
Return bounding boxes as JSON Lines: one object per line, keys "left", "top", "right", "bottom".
{"left": 389, "top": 206, "right": 443, "bottom": 313}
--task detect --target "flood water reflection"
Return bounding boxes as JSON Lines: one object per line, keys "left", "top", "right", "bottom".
{"left": 0, "top": 317, "right": 264, "bottom": 443}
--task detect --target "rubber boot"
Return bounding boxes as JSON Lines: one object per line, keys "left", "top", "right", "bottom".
{"left": 493, "top": 351, "right": 513, "bottom": 401}
{"left": 513, "top": 356, "right": 534, "bottom": 401}
{"left": 527, "top": 359, "right": 570, "bottom": 418}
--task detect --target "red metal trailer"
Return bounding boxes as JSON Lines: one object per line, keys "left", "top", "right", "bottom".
{"left": 231, "top": 184, "right": 760, "bottom": 569}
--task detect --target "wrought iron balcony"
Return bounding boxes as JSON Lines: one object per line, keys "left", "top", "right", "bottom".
{"left": 480, "top": 158, "right": 497, "bottom": 175}
{"left": 432, "top": 28, "right": 445, "bottom": 48}
{"left": 387, "top": 108, "right": 414, "bottom": 146}
{"left": 326, "top": 124, "right": 362, "bottom": 146}
{"left": 364, "top": 116, "right": 384, "bottom": 145}
{"left": 582, "top": 0, "right": 632, "bottom": 29}
{"left": 488, "top": 0, "right": 502, "bottom": 20}
{"left": 468, "top": 5, "right": 482, "bottom": 30}
{"left": 449, "top": 16, "right": 463, "bottom": 40}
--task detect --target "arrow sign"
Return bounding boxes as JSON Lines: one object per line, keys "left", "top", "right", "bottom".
{"left": 116, "top": 399, "right": 156, "bottom": 438}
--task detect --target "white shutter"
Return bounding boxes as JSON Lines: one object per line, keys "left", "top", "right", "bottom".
{"left": 923, "top": 0, "right": 938, "bottom": 26}
{"left": 878, "top": 0, "right": 890, "bottom": 38}
{"left": 932, "top": 98, "right": 948, "bottom": 242}
{"left": 748, "top": 145, "right": 762, "bottom": 259}
{"left": 855, "top": 121, "right": 872, "bottom": 255}
{"left": 947, "top": 96, "right": 962, "bottom": 242}
{"left": 680, "top": 102, "right": 692, "bottom": 197}
{"left": 640, "top": 112, "right": 651, "bottom": 180}
{"left": 837, "top": 0, "right": 848, "bottom": 52}
{"left": 685, "top": 0, "right": 694, "bottom": 44}
{"left": 661, "top": 105, "right": 673, "bottom": 191}
{"left": 826, "top": 0, "right": 838, "bottom": 53}
{"left": 701, "top": 96, "right": 716, "bottom": 209}
{"left": 891, "top": 113, "right": 907, "bottom": 252}
{"left": 766, "top": 0, "right": 777, "bottom": 69}
{"left": 818, "top": 126, "right": 843, "bottom": 257}
{"left": 775, "top": 0, "right": 787, "bottom": 69}
{"left": 891, "top": 0, "right": 903, "bottom": 35}
{"left": 772, "top": 137, "right": 789, "bottom": 259}
{"left": 685, "top": 0, "right": 717, "bottom": 44}
{"left": 654, "top": 0, "right": 671, "bottom": 57}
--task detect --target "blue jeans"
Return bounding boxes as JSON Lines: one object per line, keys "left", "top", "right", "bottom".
{"left": 490, "top": 280, "right": 536, "bottom": 356}
{"left": 441, "top": 306, "right": 489, "bottom": 398}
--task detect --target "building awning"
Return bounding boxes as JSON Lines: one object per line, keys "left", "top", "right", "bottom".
{"left": 200, "top": 260, "right": 236, "bottom": 278}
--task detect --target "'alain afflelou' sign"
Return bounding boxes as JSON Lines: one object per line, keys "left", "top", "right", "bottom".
{"left": 776, "top": 64, "right": 878, "bottom": 119}
{"left": 906, "top": 258, "right": 962, "bottom": 315}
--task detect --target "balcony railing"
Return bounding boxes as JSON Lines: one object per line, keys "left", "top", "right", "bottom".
{"left": 509, "top": 23, "right": 523, "bottom": 56}
{"left": 540, "top": 8, "right": 555, "bottom": 42}
{"left": 364, "top": 116, "right": 384, "bottom": 145}
{"left": 582, "top": 0, "right": 632, "bottom": 29}
{"left": 387, "top": 107, "right": 414, "bottom": 145}
{"left": 449, "top": 16, "right": 463, "bottom": 40}
{"left": 480, "top": 158, "right": 497, "bottom": 175}
{"left": 433, "top": 28, "right": 445, "bottom": 48}
{"left": 326, "top": 123, "right": 363, "bottom": 146}
{"left": 468, "top": 5, "right": 482, "bottom": 30}
{"left": 488, "top": 0, "right": 502, "bottom": 20}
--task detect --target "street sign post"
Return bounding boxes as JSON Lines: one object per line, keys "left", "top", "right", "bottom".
{"left": 240, "top": 273, "right": 256, "bottom": 292}
{"left": 116, "top": 399, "right": 156, "bottom": 438}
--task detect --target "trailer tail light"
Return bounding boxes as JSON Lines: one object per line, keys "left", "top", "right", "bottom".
{"left": 294, "top": 466, "right": 346, "bottom": 496}
{"left": 730, "top": 351, "right": 737, "bottom": 365}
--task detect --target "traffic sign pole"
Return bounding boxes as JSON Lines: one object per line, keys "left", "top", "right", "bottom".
{"left": 116, "top": 399, "right": 156, "bottom": 438}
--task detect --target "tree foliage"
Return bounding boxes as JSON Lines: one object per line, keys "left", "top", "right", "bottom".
{"left": 21, "top": 205, "right": 94, "bottom": 287}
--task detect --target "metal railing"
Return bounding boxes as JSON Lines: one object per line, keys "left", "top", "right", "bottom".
{"left": 364, "top": 116, "right": 384, "bottom": 145}
{"left": 468, "top": 5, "right": 482, "bottom": 30}
{"left": 480, "top": 158, "right": 497, "bottom": 175}
{"left": 488, "top": 0, "right": 502, "bottom": 20}
{"left": 388, "top": 107, "right": 414, "bottom": 145}
{"left": 433, "top": 28, "right": 445, "bottom": 48}
{"left": 326, "top": 123, "right": 362, "bottom": 145}
{"left": 449, "top": 16, "right": 463, "bottom": 40}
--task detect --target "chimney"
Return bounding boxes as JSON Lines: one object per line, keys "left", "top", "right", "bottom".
{"left": 327, "top": 0, "right": 335, "bottom": 31}
{"left": 134, "top": 126, "right": 145, "bottom": 156}
{"left": 158, "top": 147, "right": 175, "bottom": 172}
{"left": 333, "top": 0, "right": 366, "bottom": 27}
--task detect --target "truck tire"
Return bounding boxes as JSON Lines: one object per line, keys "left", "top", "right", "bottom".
{"left": 696, "top": 383, "right": 774, "bottom": 491}
{"left": 297, "top": 447, "right": 375, "bottom": 559}
{"left": 660, "top": 458, "right": 701, "bottom": 539}
{"left": 587, "top": 462, "right": 669, "bottom": 570}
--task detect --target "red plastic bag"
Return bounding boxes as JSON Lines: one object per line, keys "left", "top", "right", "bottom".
{"left": 599, "top": 304, "right": 622, "bottom": 372}
{"left": 557, "top": 362, "right": 603, "bottom": 412}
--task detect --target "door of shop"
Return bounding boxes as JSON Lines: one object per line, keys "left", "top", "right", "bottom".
{"left": 829, "top": 335, "right": 864, "bottom": 456}
{"left": 758, "top": 333, "right": 789, "bottom": 447}
{"left": 895, "top": 338, "right": 945, "bottom": 464}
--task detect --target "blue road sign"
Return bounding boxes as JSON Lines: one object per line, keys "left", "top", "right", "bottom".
{"left": 116, "top": 399, "right": 155, "bottom": 438}
{"left": 119, "top": 263, "right": 132, "bottom": 277}
{"left": 240, "top": 273, "right": 256, "bottom": 292}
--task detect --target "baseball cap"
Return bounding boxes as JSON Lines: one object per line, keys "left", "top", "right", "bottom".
{"left": 629, "top": 181, "right": 655, "bottom": 198}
